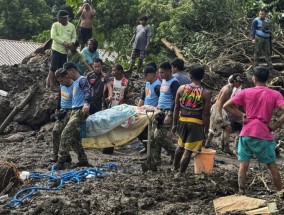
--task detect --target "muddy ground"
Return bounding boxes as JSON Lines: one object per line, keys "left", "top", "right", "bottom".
{"left": 1, "top": 57, "right": 284, "bottom": 214}
{"left": 1, "top": 128, "right": 284, "bottom": 215}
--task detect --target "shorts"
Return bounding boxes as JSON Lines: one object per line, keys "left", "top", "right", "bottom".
{"left": 50, "top": 50, "right": 67, "bottom": 72}
{"left": 238, "top": 136, "right": 276, "bottom": 164}
{"left": 209, "top": 104, "right": 230, "bottom": 134}
{"left": 177, "top": 117, "right": 204, "bottom": 151}
{"left": 79, "top": 27, "right": 92, "bottom": 44}
{"left": 131, "top": 49, "right": 146, "bottom": 59}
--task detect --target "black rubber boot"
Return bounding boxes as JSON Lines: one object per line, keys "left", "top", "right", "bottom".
{"left": 102, "top": 147, "right": 114, "bottom": 154}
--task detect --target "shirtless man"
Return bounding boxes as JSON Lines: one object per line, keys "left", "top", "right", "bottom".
{"left": 205, "top": 73, "right": 243, "bottom": 155}
{"left": 77, "top": 0, "right": 96, "bottom": 50}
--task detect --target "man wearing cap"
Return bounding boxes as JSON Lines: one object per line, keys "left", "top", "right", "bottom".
{"left": 171, "top": 58, "right": 190, "bottom": 85}
{"left": 151, "top": 62, "right": 180, "bottom": 166}
{"left": 53, "top": 62, "right": 91, "bottom": 169}
{"left": 51, "top": 69, "right": 74, "bottom": 164}
{"left": 77, "top": 0, "right": 96, "bottom": 50}
{"left": 205, "top": 73, "right": 243, "bottom": 155}
{"left": 47, "top": 10, "right": 76, "bottom": 91}
{"left": 127, "top": 15, "right": 152, "bottom": 73}
{"left": 138, "top": 66, "right": 161, "bottom": 107}
{"left": 137, "top": 66, "right": 162, "bottom": 154}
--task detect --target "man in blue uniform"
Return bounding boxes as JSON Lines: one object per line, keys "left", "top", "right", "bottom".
{"left": 152, "top": 62, "right": 180, "bottom": 165}
{"left": 51, "top": 69, "right": 74, "bottom": 163}
{"left": 53, "top": 62, "right": 91, "bottom": 169}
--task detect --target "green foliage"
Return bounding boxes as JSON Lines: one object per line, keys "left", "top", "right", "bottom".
{"left": 0, "top": 0, "right": 53, "bottom": 40}
{"left": 65, "top": 0, "right": 81, "bottom": 8}
{"left": 94, "top": 0, "right": 139, "bottom": 38}
{"left": 32, "top": 30, "right": 51, "bottom": 43}
{"left": 2, "top": 0, "right": 284, "bottom": 66}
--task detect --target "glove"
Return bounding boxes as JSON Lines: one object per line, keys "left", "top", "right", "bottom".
{"left": 50, "top": 109, "right": 67, "bottom": 122}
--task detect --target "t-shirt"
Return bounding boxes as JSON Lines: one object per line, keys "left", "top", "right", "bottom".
{"left": 51, "top": 22, "right": 76, "bottom": 54}
{"left": 67, "top": 51, "right": 86, "bottom": 75}
{"left": 67, "top": 51, "right": 85, "bottom": 64}
{"left": 158, "top": 77, "right": 180, "bottom": 110}
{"left": 232, "top": 86, "right": 284, "bottom": 140}
{"left": 109, "top": 77, "right": 128, "bottom": 107}
{"left": 173, "top": 72, "right": 191, "bottom": 85}
{"left": 78, "top": 47, "right": 100, "bottom": 73}
{"left": 133, "top": 24, "right": 152, "bottom": 51}
{"left": 81, "top": 47, "right": 100, "bottom": 64}
{"left": 87, "top": 71, "right": 110, "bottom": 105}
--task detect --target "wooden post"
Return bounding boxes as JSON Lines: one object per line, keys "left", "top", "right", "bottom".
{"left": 161, "top": 38, "right": 190, "bottom": 66}
{"left": 0, "top": 85, "right": 39, "bottom": 134}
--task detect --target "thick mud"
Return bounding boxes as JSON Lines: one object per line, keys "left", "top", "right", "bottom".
{"left": 0, "top": 129, "right": 284, "bottom": 215}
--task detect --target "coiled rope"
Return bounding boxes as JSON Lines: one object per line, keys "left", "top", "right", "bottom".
{"left": 7, "top": 163, "right": 117, "bottom": 208}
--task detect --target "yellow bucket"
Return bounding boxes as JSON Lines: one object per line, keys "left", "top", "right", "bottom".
{"left": 194, "top": 148, "right": 216, "bottom": 174}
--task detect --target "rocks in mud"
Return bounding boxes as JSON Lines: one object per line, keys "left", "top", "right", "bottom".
{"left": 138, "top": 197, "right": 157, "bottom": 210}
{"left": 12, "top": 88, "right": 58, "bottom": 130}
{"left": 0, "top": 98, "right": 11, "bottom": 124}
{"left": 0, "top": 63, "right": 58, "bottom": 131}
{"left": 0, "top": 133, "right": 25, "bottom": 143}
{"left": 211, "top": 60, "right": 244, "bottom": 77}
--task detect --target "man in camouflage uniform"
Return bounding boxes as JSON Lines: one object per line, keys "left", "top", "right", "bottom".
{"left": 151, "top": 62, "right": 180, "bottom": 165}
{"left": 51, "top": 69, "right": 74, "bottom": 163}
{"left": 53, "top": 62, "right": 92, "bottom": 170}
{"left": 251, "top": 9, "right": 273, "bottom": 70}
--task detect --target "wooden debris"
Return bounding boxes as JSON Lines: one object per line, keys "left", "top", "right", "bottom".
{"left": 0, "top": 85, "right": 38, "bottom": 134}
{"left": 0, "top": 162, "right": 22, "bottom": 196}
{"left": 213, "top": 195, "right": 266, "bottom": 215}
{"left": 246, "top": 202, "right": 278, "bottom": 214}
{"left": 161, "top": 38, "right": 190, "bottom": 66}
{"left": 258, "top": 174, "right": 271, "bottom": 192}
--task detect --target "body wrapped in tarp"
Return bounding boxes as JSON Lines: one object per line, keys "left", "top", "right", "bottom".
{"left": 81, "top": 105, "right": 158, "bottom": 149}
{"left": 81, "top": 104, "right": 137, "bottom": 138}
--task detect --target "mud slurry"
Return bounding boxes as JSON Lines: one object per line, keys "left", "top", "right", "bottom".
{"left": 0, "top": 131, "right": 284, "bottom": 214}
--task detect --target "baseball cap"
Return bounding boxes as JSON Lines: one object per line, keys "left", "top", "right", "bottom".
{"left": 143, "top": 66, "right": 156, "bottom": 75}
{"left": 62, "top": 62, "right": 78, "bottom": 73}
{"left": 233, "top": 73, "right": 243, "bottom": 82}
{"left": 57, "top": 10, "right": 69, "bottom": 18}
{"left": 228, "top": 73, "right": 243, "bottom": 83}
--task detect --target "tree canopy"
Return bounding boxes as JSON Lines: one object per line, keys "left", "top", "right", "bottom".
{"left": 1, "top": 0, "right": 284, "bottom": 65}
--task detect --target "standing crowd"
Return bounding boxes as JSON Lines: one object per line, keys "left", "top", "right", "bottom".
{"left": 47, "top": 5, "right": 284, "bottom": 197}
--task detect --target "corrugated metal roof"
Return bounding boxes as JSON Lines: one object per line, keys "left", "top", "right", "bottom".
{"left": 0, "top": 39, "right": 118, "bottom": 66}
{"left": 0, "top": 39, "right": 42, "bottom": 66}
{"left": 98, "top": 49, "right": 118, "bottom": 63}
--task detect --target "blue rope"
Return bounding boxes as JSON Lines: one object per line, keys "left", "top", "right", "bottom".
{"left": 7, "top": 163, "right": 117, "bottom": 208}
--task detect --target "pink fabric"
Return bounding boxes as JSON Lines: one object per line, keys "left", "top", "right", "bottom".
{"left": 232, "top": 86, "right": 284, "bottom": 140}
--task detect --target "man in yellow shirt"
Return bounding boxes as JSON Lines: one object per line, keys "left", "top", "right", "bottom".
{"left": 46, "top": 10, "right": 76, "bottom": 91}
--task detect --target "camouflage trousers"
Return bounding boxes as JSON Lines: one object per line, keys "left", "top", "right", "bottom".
{"left": 52, "top": 110, "right": 72, "bottom": 160}
{"left": 151, "top": 124, "right": 176, "bottom": 164}
{"left": 58, "top": 109, "right": 88, "bottom": 163}
{"left": 255, "top": 36, "right": 273, "bottom": 69}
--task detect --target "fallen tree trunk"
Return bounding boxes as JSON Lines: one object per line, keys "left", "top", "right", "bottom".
{"left": 0, "top": 85, "right": 39, "bottom": 134}
{"left": 161, "top": 38, "right": 190, "bottom": 66}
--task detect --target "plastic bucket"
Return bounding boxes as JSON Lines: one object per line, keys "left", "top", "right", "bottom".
{"left": 194, "top": 148, "right": 216, "bottom": 174}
